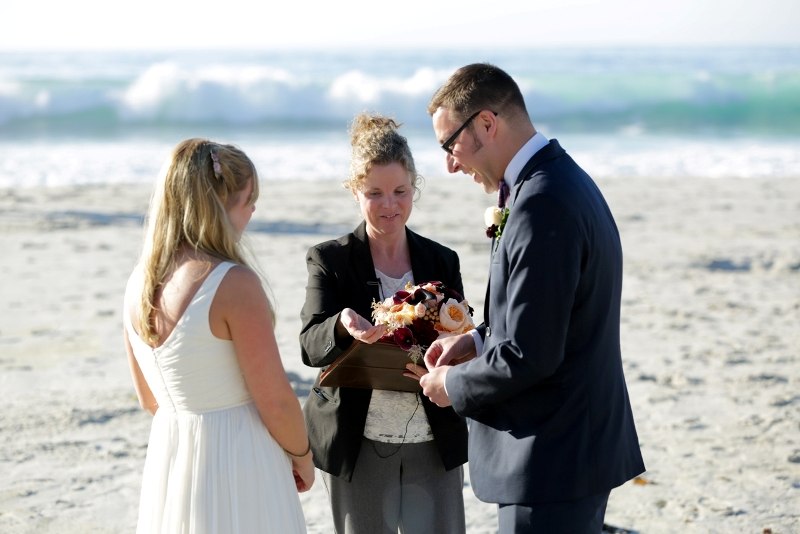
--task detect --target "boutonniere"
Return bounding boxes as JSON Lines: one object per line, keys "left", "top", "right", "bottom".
{"left": 484, "top": 206, "right": 510, "bottom": 239}
{"left": 485, "top": 178, "right": 511, "bottom": 239}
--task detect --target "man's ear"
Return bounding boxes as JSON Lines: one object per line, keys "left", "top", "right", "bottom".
{"left": 477, "top": 109, "right": 499, "bottom": 138}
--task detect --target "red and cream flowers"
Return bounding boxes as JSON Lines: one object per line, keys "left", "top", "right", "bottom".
{"left": 371, "top": 281, "right": 475, "bottom": 363}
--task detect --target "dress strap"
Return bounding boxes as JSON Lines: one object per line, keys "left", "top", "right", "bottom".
{"left": 189, "top": 262, "right": 237, "bottom": 315}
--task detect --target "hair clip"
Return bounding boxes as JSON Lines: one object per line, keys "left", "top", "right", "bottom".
{"left": 210, "top": 148, "right": 222, "bottom": 179}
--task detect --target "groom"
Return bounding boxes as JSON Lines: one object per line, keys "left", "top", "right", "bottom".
{"left": 418, "top": 63, "right": 645, "bottom": 532}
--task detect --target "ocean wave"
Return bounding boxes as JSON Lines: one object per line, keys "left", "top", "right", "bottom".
{"left": 1, "top": 48, "right": 799, "bottom": 137}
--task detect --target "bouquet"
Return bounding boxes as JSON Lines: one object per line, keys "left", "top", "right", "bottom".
{"left": 371, "top": 281, "right": 475, "bottom": 364}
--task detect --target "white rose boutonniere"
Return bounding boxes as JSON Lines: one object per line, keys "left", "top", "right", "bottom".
{"left": 484, "top": 206, "right": 510, "bottom": 239}
{"left": 486, "top": 179, "right": 511, "bottom": 239}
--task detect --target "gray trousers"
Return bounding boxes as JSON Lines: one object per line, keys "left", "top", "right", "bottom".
{"left": 324, "top": 437, "right": 466, "bottom": 534}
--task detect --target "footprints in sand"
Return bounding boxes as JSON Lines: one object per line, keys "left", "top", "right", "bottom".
{"left": 72, "top": 407, "right": 140, "bottom": 427}
{"left": 699, "top": 255, "right": 800, "bottom": 273}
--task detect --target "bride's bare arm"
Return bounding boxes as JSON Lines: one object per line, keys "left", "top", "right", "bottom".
{"left": 215, "top": 266, "right": 314, "bottom": 492}
{"left": 124, "top": 329, "right": 159, "bottom": 415}
{"left": 123, "top": 273, "right": 158, "bottom": 416}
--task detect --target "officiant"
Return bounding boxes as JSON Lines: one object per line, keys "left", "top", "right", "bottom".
{"left": 299, "top": 112, "right": 468, "bottom": 534}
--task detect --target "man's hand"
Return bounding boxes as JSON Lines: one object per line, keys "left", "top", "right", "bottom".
{"left": 419, "top": 332, "right": 478, "bottom": 407}
{"left": 419, "top": 366, "right": 452, "bottom": 407}
{"left": 424, "top": 332, "right": 476, "bottom": 370}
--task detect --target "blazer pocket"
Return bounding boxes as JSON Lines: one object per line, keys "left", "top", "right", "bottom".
{"left": 311, "top": 386, "right": 340, "bottom": 406}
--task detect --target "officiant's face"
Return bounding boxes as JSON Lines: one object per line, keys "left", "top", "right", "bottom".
{"left": 356, "top": 162, "right": 413, "bottom": 239}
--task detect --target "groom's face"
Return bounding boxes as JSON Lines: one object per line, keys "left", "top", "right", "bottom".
{"left": 432, "top": 107, "right": 499, "bottom": 195}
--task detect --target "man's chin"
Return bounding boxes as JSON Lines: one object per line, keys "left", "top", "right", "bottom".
{"left": 464, "top": 170, "right": 497, "bottom": 194}
{"left": 468, "top": 173, "right": 489, "bottom": 191}
{"left": 479, "top": 179, "right": 497, "bottom": 195}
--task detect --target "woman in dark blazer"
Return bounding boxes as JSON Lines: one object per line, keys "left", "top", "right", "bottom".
{"left": 300, "top": 113, "right": 468, "bottom": 533}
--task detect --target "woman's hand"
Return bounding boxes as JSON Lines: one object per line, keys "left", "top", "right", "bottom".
{"left": 290, "top": 453, "right": 315, "bottom": 493}
{"left": 339, "top": 308, "right": 387, "bottom": 344}
{"left": 403, "top": 362, "right": 428, "bottom": 382}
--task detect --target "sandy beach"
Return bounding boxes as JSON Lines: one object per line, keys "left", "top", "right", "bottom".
{"left": 0, "top": 174, "right": 798, "bottom": 533}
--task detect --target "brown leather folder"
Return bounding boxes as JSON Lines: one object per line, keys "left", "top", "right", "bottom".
{"left": 318, "top": 340, "right": 421, "bottom": 393}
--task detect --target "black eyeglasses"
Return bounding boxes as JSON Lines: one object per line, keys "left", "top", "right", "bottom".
{"left": 440, "top": 110, "right": 497, "bottom": 155}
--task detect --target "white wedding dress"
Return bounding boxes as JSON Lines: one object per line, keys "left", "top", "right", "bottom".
{"left": 125, "top": 262, "right": 307, "bottom": 533}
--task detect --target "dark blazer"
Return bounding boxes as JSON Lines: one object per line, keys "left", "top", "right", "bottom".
{"left": 300, "top": 221, "right": 469, "bottom": 481}
{"left": 447, "top": 139, "right": 645, "bottom": 503}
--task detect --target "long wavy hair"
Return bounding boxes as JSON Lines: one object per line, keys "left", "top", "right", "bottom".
{"left": 136, "top": 138, "right": 264, "bottom": 344}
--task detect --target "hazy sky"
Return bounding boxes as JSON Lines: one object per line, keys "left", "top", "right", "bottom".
{"left": 3, "top": 0, "right": 799, "bottom": 51}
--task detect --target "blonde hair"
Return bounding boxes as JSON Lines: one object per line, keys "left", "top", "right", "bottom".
{"left": 343, "top": 113, "right": 421, "bottom": 194}
{"left": 136, "top": 138, "right": 264, "bottom": 344}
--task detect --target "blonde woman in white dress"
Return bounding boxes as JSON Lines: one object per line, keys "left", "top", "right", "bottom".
{"left": 123, "top": 138, "right": 313, "bottom": 533}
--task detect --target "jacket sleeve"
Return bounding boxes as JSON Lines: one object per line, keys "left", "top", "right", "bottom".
{"left": 299, "top": 245, "right": 351, "bottom": 368}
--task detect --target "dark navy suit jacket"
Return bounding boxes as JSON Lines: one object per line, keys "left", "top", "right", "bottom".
{"left": 300, "top": 221, "right": 469, "bottom": 481}
{"left": 447, "top": 139, "right": 645, "bottom": 503}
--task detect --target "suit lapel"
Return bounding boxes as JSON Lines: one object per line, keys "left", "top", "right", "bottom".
{"left": 483, "top": 139, "right": 565, "bottom": 329}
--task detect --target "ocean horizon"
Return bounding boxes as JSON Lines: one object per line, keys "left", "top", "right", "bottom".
{"left": 1, "top": 46, "right": 798, "bottom": 188}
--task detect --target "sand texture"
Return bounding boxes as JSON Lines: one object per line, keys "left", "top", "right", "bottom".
{"left": 1, "top": 175, "right": 798, "bottom": 533}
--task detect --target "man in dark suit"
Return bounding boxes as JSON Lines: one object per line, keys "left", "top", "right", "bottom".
{"left": 418, "top": 63, "right": 645, "bottom": 533}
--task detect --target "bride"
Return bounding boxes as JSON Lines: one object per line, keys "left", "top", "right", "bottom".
{"left": 123, "top": 138, "right": 313, "bottom": 533}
